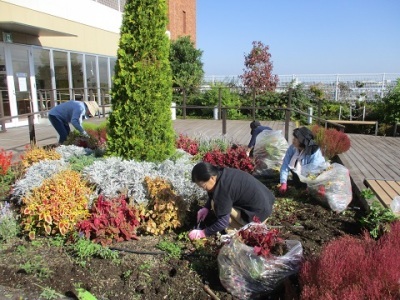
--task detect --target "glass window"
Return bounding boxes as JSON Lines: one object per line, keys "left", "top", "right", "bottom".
{"left": 33, "top": 48, "right": 51, "bottom": 111}
{"left": 53, "top": 50, "right": 70, "bottom": 101}
{"left": 99, "top": 56, "right": 110, "bottom": 104}
{"left": 85, "top": 55, "right": 97, "bottom": 89}
{"left": 70, "top": 52, "right": 84, "bottom": 91}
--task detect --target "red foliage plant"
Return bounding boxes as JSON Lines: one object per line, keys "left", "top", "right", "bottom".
{"left": 299, "top": 220, "right": 400, "bottom": 300}
{"left": 237, "top": 223, "right": 285, "bottom": 258}
{"left": 77, "top": 194, "right": 141, "bottom": 246}
{"left": 311, "top": 125, "right": 351, "bottom": 160}
{"left": 0, "top": 148, "right": 13, "bottom": 175}
{"left": 175, "top": 134, "right": 199, "bottom": 155}
{"left": 86, "top": 127, "right": 107, "bottom": 148}
{"left": 202, "top": 145, "right": 254, "bottom": 173}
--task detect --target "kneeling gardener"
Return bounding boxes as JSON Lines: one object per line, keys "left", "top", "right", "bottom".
{"left": 188, "top": 162, "right": 275, "bottom": 240}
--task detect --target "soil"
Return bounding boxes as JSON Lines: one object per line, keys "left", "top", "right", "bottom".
{"left": 0, "top": 180, "right": 364, "bottom": 300}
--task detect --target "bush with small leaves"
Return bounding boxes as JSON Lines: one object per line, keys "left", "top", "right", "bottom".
{"left": 311, "top": 125, "right": 351, "bottom": 160}
{"left": 299, "top": 221, "right": 400, "bottom": 299}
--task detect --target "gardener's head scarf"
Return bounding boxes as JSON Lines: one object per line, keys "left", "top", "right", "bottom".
{"left": 293, "top": 127, "right": 319, "bottom": 155}
{"left": 250, "top": 120, "right": 261, "bottom": 135}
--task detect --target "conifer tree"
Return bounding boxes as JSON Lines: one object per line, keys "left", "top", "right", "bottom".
{"left": 107, "top": 0, "right": 175, "bottom": 162}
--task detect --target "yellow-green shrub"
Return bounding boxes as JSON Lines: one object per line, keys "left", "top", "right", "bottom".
{"left": 21, "top": 169, "right": 91, "bottom": 239}
{"left": 20, "top": 144, "right": 61, "bottom": 169}
{"left": 139, "top": 177, "right": 187, "bottom": 236}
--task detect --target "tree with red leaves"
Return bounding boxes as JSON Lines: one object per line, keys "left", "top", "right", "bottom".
{"left": 240, "top": 41, "right": 279, "bottom": 94}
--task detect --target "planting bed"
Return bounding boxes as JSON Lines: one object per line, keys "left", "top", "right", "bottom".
{"left": 0, "top": 183, "right": 363, "bottom": 300}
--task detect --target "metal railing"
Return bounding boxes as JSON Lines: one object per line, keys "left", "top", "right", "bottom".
{"left": 203, "top": 73, "right": 400, "bottom": 101}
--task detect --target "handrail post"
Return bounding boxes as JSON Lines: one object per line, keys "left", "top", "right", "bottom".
{"left": 222, "top": 108, "right": 227, "bottom": 135}
{"left": 318, "top": 100, "right": 322, "bottom": 125}
{"left": 284, "top": 88, "right": 292, "bottom": 141}
{"left": 218, "top": 87, "right": 222, "bottom": 120}
{"left": 182, "top": 88, "right": 187, "bottom": 120}
{"left": 28, "top": 114, "right": 36, "bottom": 144}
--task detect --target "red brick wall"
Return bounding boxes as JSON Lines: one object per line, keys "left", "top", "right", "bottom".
{"left": 167, "top": 0, "right": 196, "bottom": 45}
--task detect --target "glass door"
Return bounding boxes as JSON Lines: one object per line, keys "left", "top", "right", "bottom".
{"left": 0, "top": 45, "right": 9, "bottom": 120}
{"left": 10, "top": 46, "right": 32, "bottom": 116}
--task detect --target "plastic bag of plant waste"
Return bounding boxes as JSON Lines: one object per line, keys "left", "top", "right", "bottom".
{"left": 296, "top": 162, "right": 352, "bottom": 213}
{"left": 218, "top": 223, "right": 303, "bottom": 300}
{"left": 390, "top": 196, "right": 400, "bottom": 214}
{"left": 253, "top": 130, "right": 288, "bottom": 177}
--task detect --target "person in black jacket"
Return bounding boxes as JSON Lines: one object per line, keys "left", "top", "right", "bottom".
{"left": 188, "top": 162, "right": 275, "bottom": 240}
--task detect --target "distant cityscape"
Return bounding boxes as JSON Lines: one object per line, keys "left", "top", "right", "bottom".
{"left": 203, "top": 73, "right": 400, "bottom": 102}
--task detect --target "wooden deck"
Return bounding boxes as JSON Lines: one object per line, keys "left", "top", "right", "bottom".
{"left": 363, "top": 179, "right": 400, "bottom": 211}
{"left": 337, "top": 134, "right": 400, "bottom": 209}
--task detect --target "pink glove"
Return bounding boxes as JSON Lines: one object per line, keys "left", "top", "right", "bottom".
{"left": 279, "top": 183, "right": 288, "bottom": 194}
{"left": 188, "top": 229, "right": 206, "bottom": 240}
{"left": 197, "top": 207, "right": 209, "bottom": 223}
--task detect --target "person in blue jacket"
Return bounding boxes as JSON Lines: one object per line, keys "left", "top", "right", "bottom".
{"left": 188, "top": 162, "right": 275, "bottom": 240}
{"left": 279, "top": 126, "right": 325, "bottom": 194}
{"left": 48, "top": 100, "right": 99, "bottom": 144}
{"left": 246, "top": 120, "right": 272, "bottom": 157}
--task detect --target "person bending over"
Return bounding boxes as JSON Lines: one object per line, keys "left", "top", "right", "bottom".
{"left": 279, "top": 126, "right": 325, "bottom": 194}
{"left": 48, "top": 100, "right": 99, "bottom": 144}
{"left": 188, "top": 162, "right": 275, "bottom": 240}
{"left": 246, "top": 120, "right": 272, "bottom": 157}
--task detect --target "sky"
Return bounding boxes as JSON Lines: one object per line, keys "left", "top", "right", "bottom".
{"left": 196, "top": 0, "right": 400, "bottom": 77}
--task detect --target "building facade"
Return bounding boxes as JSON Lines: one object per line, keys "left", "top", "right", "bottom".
{"left": 0, "top": 0, "right": 196, "bottom": 128}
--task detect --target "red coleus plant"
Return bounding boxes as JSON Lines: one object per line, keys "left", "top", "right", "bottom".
{"left": 77, "top": 194, "right": 141, "bottom": 246}
{"left": 176, "top": 134, "right": 199, "bottom": 155}
{"left": 237, "top": 221, "right": 285, "bottom": 258}
{"left": 203, "top": 145, "right": 254, "bottom": 173}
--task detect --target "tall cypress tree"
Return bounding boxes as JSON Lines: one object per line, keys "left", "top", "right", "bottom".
{"left": 107, "top": 0, "right": 175, "bottom": 162}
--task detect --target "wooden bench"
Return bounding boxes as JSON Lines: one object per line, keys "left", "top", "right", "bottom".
{"left": 327, "top": 120, "right": 378, "bottom": 136}
{"left": 364, "top": 179, "right": 400, "bottom": 212}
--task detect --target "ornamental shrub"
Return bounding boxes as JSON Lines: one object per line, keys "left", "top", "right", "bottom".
{"left": 0, "top": 148, "right": 17, "bottom": 200}
{"left": 64, "top": 131, "right": 100, "bottom": 150}
{"left": 20, "top": 144, "right": 61, "bottom": 170}
{"left": 107, "top": 0, "right": 175, "bottom": 162}
{"left": 299, "top": 221, "right": 400, "bottom": 299}
{"left": 311, "top": 125, "right": 351, "bottom": 160}
{"left": 77, "top": 194, "right": 140, "bottom": 246}
{"left": 176, "top": 134, "right": 199, "bottom": 155}
{"left": 202, "top": 145, "right": 255, "bottom": 173}
{"left": 0, "top": 148, "right": 13, "bottom": 175}
{"left": 20, "top": 169, "right": 91, "bottom": 239}
{"left": 139, "top": 176, "right": 187, "bottom": 236}
{"left": 0, "top": 202, "right": 19, "bottom": 241}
